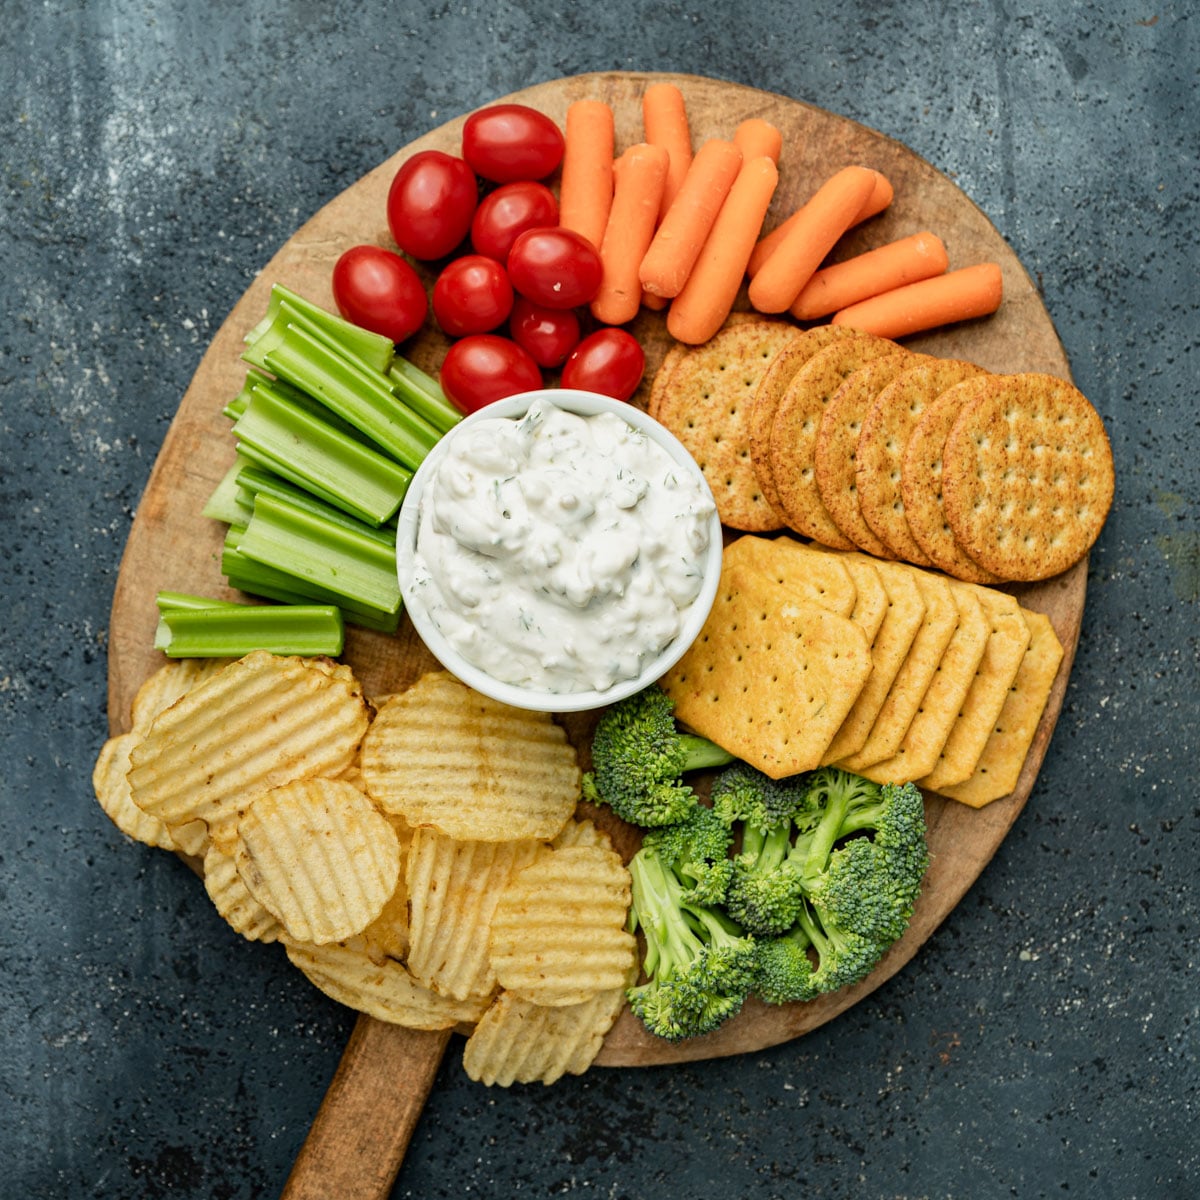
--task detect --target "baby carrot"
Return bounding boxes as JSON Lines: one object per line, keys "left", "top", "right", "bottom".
{"left": 748, "top": 165, "right": 878, "bottom": 313}
{"left": 733, "top": 117, "right": 782, "bottom": 164}
{"left": 639, "top": 138, "right": 744, "bottom": 299}
{"left": 747, "top": 167, "right": 893, "bottom": 277}
{"left": 831, "top": 261, "right": 1004, "bottom": 338}
{"left": 790, "top": 230, "right": 949, "bottom": 320}
{"left": 642, "top": 82, "right": 693, "bottom": 220}
{"left": 667, "top": 155, "right": 779, "bottom": 345}
{"left": 558, "top": 99, "right": 615, "bottom": 250}
{"left": 591, "top": 143, "right": 670, "bottom": 326}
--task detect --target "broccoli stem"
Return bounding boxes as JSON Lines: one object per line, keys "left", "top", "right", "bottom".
{"left": 678, "top": 734, "right": 736, "bottom": 773}
{"left": 628, "top": 846, "right": 708, "bottom": 982}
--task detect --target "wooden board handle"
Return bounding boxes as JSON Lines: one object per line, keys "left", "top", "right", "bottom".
{"left": 281, "top": 1016, "right": 451, "bottom": 1200}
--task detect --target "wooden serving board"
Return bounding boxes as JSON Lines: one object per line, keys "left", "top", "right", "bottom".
{"left": 106, "top": 72, "right": 1085, "bottom": 1197}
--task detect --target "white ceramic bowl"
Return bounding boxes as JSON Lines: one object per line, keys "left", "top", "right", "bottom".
{"left": 396, "top": 388, "right": 723, "bottom": 713}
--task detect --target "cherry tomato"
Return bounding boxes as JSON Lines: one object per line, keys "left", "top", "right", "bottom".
{"left": 432, "top": 255, "right": 514, "bottom": 338}
{"left": 440, "top": 334, "right": 543, "bottom": 414}
{"left": 386, "top": 150, "right": 477, "bottom": 261}
{"left": 506, "top": 228, "right": 603, "bottom": 310}
{"left": 560, "top": 328, "right": 646, "bottom": 402}
{"left": 470, "top": 181, "right": 559, "bottom": 263}
{"left": 461, "top": 104, "right": 565, "bottom": 183}
{"left": 330, "top": 245, "right": 428, "bottom": 344}
{"left": 508, "top": 296, "right": 581, "bottom": 369}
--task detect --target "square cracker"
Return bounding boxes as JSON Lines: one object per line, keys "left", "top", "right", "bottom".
{"left": 938, "top": 609, "right": 1064, "bottom": 807}
{"left": 856, "top": 581, "right": 990, "bottom": 784}
{"left": 722, "top": 534, "right": 858, "bottom": 618}
{"left": 838, "top": 554, "right": 889, "bottom": 644}
{"left": 820, "top": 554, "right": 927, "bottom": 765}
{"left": 659, "top": 562, "right": 872, "bottom": 779}
{"left": 836, "top": 568, "right": 960, "bottom": 772}
{"left": 920, "top": 586, "right": 1033, "bottom": 791}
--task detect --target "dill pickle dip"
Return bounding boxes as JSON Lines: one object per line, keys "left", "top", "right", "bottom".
{"left": 410, "top": 396, "right": 717, "bottom": 694}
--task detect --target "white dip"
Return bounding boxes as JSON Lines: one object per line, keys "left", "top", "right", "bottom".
{"left": 410, "top": 397, "right": 716, "bottom": 694}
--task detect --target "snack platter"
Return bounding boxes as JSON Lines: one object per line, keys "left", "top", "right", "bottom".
{"left": 105, "top": 70, "right": 1086, "bottom": 1186}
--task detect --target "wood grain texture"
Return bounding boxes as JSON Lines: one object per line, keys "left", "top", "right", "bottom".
{"left": 103, "top": 69, "right": 1086, "bottom": 1186}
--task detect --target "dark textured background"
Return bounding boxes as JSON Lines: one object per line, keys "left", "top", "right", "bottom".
{"left": 3, "top": 2, "right": 1197, "bottom": 1197}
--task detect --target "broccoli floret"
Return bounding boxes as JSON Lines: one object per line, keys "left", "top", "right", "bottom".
{"left": 753, "top": 922, "right": 819, "bottom": 1006}
{"left": 626, "top": 844, "right": 756, "bottom": 1042}
{"left": 795, "top": 900, "right": 886, "bottom": 995}
{"left": 642, "top": 803, "right": 734, "bottom": 906}
{"left": 583, "top": 685, "right": 734, "bottom": 827}
{"left": 712, "top": 764, "right": 811, "bottom": 936}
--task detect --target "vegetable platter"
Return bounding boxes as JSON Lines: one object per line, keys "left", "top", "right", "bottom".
{"left": 104, "top": 72, "right": 1087, "bottom": 1199}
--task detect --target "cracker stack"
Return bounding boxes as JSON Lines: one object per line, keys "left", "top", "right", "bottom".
{"left": 651, "top": 317, "right": 1114, "bottom": 584}
{"left": 659, "top": 534, "right": 1065, "bottom": 807}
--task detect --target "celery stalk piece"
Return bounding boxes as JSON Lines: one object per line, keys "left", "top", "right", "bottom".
{"left": 244, "top": 322, "right": 440, "bottom": 471}
{"left": 233, "top": 441, "right": 374, "bottom": 519}
{"left": 155, "top": 590, "right": 243, "bottom": 614}
{"left": 153, "top": 603, "right": 345, "bottom": 658}
{"left": 236, "top": 493, "right": 401, "bottom": 614}
{"left": 202, "top": 455, "right": 256, "bottom": 526}
{"left": 245, "top": 283, "right": 395, "bottom": 376}
{"left": 221, "top": 531, "right": 401, "bottom": 634}
{"left": 231, "top": 381, "right": 412, "bottom": 525}
{"left": 388, "top": 358, "right": 463, "bottom": 435}
{"left": 234, "top": 466, "right": 397, "bottom": 547}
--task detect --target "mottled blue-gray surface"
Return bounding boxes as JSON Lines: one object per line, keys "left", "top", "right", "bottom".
{"left": 3, "top": 2, "right": 1196, "bottom": 1197}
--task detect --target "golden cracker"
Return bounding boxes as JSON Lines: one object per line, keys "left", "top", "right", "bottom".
{"left": 767, "top": 334, "right": 899, "bottom": 548}
{"left": 836, "top": 568, "right": 960, "bottom": 771}
{"left": 856, "top": 357, "right": 988, "bottom": 565}
{"left": 660, "top": 561, "right": 872, "bottom": 779}
{"left": 920, "top": 586, "right": 1033, "bottom": 791}
{"left": 813, "top": 351, "right": 920, "bottom": 557}
{"left": 748, "top": 324, "right": 870, "bottom": 514}
{"left": 654, "top": 318, "right": 802, "bottom": 531}
{"left": 721, "top": 534, "right": 858, "bottom": 618}
{"left": 820, "top": 555, "right": 928, "bottom": 765}
{"left": 900, "top": 381, "right": 1004, "bottom": 584}
{"left": 839, "top": 553, "right": 890, "bottom": 645}
{"left": 856, "top": 581, "right": 990, "bottom": 783}
{"left": 938, "top": 609, "right": 1065, "bottom": 807}
{"left": 941, "top": 373, "right": 1115, "bottom": 581}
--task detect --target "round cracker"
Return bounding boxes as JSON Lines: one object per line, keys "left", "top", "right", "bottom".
{"left": 654, "top": 318, "right": 801, "bottom": 531}
{"left": 855, "top": 357, "right": 987, "bottom": 565}
{"left": 900, "top": 383, "right": 1004, "bottom": 583}
{"left": 747, "top": 324, "right": 868, "bottom": 514}
{"left": 766, "top": 333, "right": 899, "bottom": 547}
{"left": 813, "top": 350, "right": 920, "bottom": 557}
{"left": 941, "top": 373, "right": 1114, "bottom": 581}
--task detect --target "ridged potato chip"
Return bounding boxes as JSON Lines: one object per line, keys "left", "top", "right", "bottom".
{"left": 287, "top": 936, "right": 490, "bottom": 1029}
{"left": 551, "top": 816, "right": 615, "bottom": 853}
{"left": 203, "top": 841, "right": 287, "bottom": 944}
{"left": 360, "top": 672, "right": 580, "bottom": 842}
{"left": 406, "top": 829, "right": 542, "bottom": 1000}
{"left": 129, "top": 657, "right": 232, "bottom": 732}
{"left": 128, "top": 651, "right": 369, "bottom": 851}
{"left": 93, "top": 732, "right": 179, "bottom": 851}
{"left": 488, "top": 845, "right": 636, "bottom": 1006}
{"left": 462, "top": 983, "right": 630, "bottom": 1086}
{"left": 235, "top": 778, "right": 401, "bottom": 945}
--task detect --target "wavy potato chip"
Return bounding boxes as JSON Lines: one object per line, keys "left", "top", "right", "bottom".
{"left": 406, "top": 829, "right": 542, "bottom": 1000}
{"left": 203, "top": 841, "right": 287, "bottom": 944}
{"left": 93, "top": 732, "right": 179, "bottom": 851}
{"left": 129, "top": 657, "right": 233, "bottom": 732}
{"left": 287, "top": 936, "right": 490, "bottom": 1029}
{"left": 463, "top": 983, "right": 630, "bottom": 1086}
{"left": 361, "top": 672, "right": 579, "bottom": 842}
{"left": 489, "top": 846, "right": 636, "bottom": 1007}
{"left": 551, "top": 816, "right": 615, "bottom": 853}
{"left": 235, "top": 778, "right": 401, "bottom": 945}
{"left": 127, "top": 651, "right": 369, "bottom": 852}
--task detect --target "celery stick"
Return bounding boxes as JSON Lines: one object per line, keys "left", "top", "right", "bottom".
{"left": 237, "top": 493, "right": 401, "bottom": 614}
{"left": 202, "top": 455, "right": 256, "bottom": 526}
{"left": 245, "top": 322, "right": 439, "bottom": 470}
{"left": 245, "top": 283, "right": 395, "bottom": 376}
{"left": 231, "top": 382, "right": 412, "bottom": 525}
{"left": 154, "top": 602, "right": 345, "bottom": 658}
{"left": 155, "top": 591, "right": 243, "bottom": 613}
{"left": 233, "top": 441, "right": 372, "bottom": 519}
{"left": 235, "top": 467, "right": 397, "bottom": 547}
{"left": 388, "top": 358, "right": 463, "bottom": 434}
{"left": 222, "top": 531, "right": 400, "bottom": 634}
